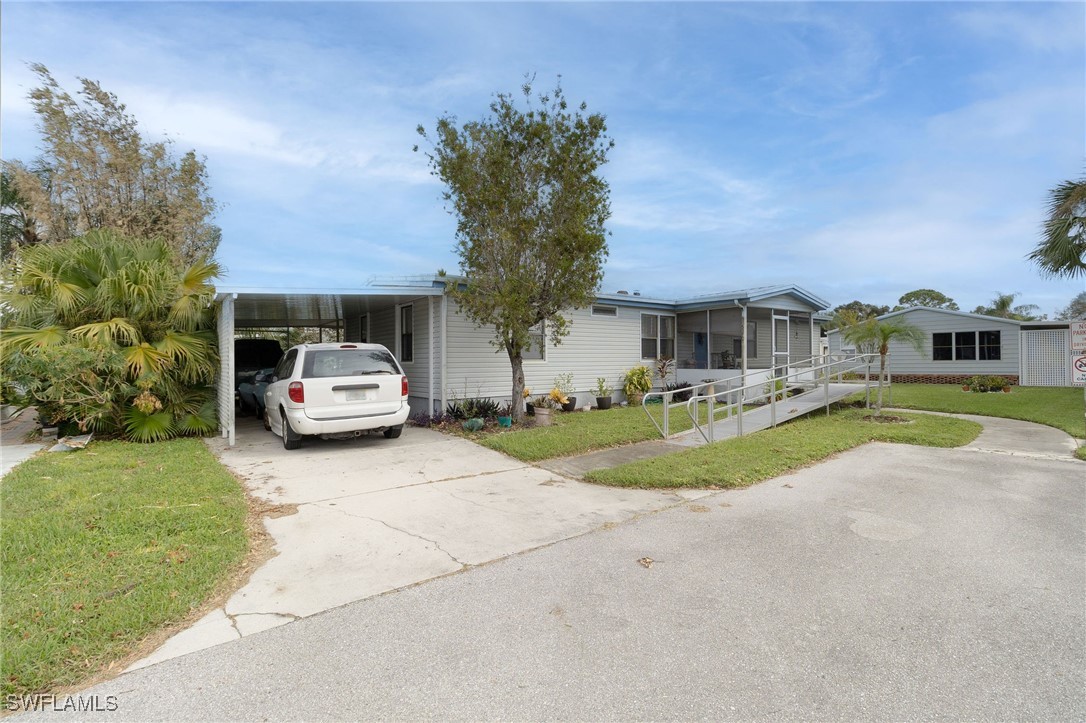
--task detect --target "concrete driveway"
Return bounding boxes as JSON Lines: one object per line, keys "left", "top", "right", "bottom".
{"left": 130, "top": 417, "right": 708, "bottom": 669}
{"left": 51, "top": 420, "right": 1083, "bottom": 721}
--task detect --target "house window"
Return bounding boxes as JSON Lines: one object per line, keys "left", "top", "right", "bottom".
{"left": 932, "top": 333, "right": 952, "bottom": 361}
{"left": 933, "top": 331, "right": 1001, "bottom": 361}
{"left": 525, "top": 322, "right": 545, "bottom": 361}
{"left": 641, "top": 314, "right": 675, "bottom": 359}
{"left": 732, "top": 322, "right": 758, "bottom": 359}
{"left": 979, "top": 330, "right": 1001, "bottom": 360}
{"left": 358, "top": 314, "right": 368, "bottom": 344}
{"left": 399, "top": 305, "right": 413, "bottom": 362}
{"left": 591, "top": 305, "right": 618, "bottom": 317}
{"left": 954, "top": 331, "right": 976, "bottom": 360}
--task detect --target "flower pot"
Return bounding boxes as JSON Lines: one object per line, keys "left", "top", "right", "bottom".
{"left": 561, "top": 397, "right": 577, "bottom": 412}
{"left": 961, "top": 385, "right": 970, "bottom": 391}
{"left": 534, "top": 407, "right": 553, "bottom": 426}
{"left": 497, "top": 416, "right": 512, "bottom": 428}
{"left": 628, "top": 392, "right": 644, "bottom": 405}
{"left": 1002, "top": 386, "right": 1011, "bottom": 393}
{"left": 462, "top": 418, "right": 485, "bottom": 432}
{"left": 595, "top": 396, "right": 612, "bottom": 410}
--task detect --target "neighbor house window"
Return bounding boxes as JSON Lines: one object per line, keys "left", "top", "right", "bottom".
{"left": 978, "top": 331, "right": 1001, "bottom": 360}
{"left": 399, "top": 305, "right": 413, "bottom": 362}
{"left": 591, "top": 305, "right": 618, "bottom": 317}
{"left": 954, "top": 331, "right": 976, "bottom": 360}
{"left": 525, "top": 322, "right": 545, "bottom": 361}
{"left": 641, "top": 314, "right": 675, "bottom": 359}
{"left": 932, "top": 333, "right": 953, "bottom": 361}
{"left": 932, "top": 331, "right": 1000, "bottom": 361}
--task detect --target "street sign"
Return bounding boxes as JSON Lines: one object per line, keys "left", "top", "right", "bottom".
{"left": 1072, "top": 320, "right": 1086, "bottom": 351}
{"left": 1073, "top": 354, "right": 1086, "bottom": 385}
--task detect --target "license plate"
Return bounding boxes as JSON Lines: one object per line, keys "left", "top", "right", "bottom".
{"left": 345, "top": 389, "right": 371, "bottom": 402}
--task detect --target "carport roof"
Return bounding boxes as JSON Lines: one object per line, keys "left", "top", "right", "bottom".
{"left": 217, "top": 286, "right": 443, "bottom": 328}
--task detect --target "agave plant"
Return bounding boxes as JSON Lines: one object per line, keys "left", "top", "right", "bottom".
{"left": 1, "top": 230, "right": 220, "bottom": 441}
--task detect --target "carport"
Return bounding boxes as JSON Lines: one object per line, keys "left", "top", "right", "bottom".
{"left": 215, "top": 284, "right": 446, "bottom": 445}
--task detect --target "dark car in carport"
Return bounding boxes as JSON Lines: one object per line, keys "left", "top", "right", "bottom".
{"left": 235, "top": 338, "right": 284, "bottom": 415}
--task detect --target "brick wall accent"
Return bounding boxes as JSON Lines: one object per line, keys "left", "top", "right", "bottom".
{"left": 891, "top": 374, "right": 1019, "bottom": 385}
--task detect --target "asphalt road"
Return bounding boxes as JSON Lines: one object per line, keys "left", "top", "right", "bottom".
{"left": 33, "top": 442, "right": 1085, "bottom": 721}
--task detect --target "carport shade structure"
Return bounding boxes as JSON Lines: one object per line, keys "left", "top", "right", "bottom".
{"left": 216, "top": 283, "right": 445, "bottom": 445}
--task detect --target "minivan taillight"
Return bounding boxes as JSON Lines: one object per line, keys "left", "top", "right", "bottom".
{"left": 401, "top": 376, "right": 409, "bottom": 397}
{"left": 288, "top": 381, "right": 304, "bottom": 403}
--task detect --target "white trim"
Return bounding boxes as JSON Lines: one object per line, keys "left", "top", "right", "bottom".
{"left": 640, "top": 312, "right": 677, "bottom": 360}
{"left": 440, "top": 295, "right": 448, "bottom": 412}
{"left": 427, "top": 297, "right": 434, "bottom": 413}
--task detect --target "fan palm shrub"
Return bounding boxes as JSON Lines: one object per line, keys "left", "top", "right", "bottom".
{"left": 840, "top": 316, "right": 925, "bottom": 416}
{"left": 2, "top": 230, "right": 220, "bottom": 441}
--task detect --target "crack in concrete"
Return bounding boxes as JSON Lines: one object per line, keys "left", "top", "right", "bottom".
{"left": 314, "top": 504, "right": 470, "bottom": 568}
{"left": 958, "top": 447, "right": 1081, "bottom": 463}
{"left": 436, "top": 485, "right": 537, "bottom": 517}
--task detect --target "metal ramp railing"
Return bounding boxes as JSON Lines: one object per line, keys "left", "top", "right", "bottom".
{"left": 642, "top": 353, "right": 881, "bottom": 443}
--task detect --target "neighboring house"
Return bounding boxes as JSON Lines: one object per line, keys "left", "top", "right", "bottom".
{"left": 214, "top": 278, "right": 829, "bottom": 444}
{"left": 825, "top": 307, "right": 1083, "bottom": 388}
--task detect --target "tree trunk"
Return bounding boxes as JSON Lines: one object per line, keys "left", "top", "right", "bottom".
{"left": 508, "top": 348, "right": 526, "bottom": 422}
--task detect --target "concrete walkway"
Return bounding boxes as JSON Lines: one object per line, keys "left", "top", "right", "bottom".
{"left": 128, "top": 418, "right": 711, "bottom": 671}
{"left": 541, "top": 408, "right": 1082, "bottom": 478}
{"left": 1, "top": 408, "right": 43, "bottom": 478}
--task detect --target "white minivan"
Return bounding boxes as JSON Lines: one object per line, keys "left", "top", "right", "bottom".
{"left": 263, "top": 342, "right": 410, "bottom": 450}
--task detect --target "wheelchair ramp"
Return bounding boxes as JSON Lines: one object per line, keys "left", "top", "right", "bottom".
{"left": 670, "top": 382, "right": 862, "bottom": 447}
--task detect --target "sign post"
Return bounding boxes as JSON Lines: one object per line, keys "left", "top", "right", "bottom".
{"left": 1072, "top": 321, "right": 1086, "bottom": 443}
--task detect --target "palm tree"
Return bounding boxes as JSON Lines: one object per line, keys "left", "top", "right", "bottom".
{"left": 841, "top": 316, "right": 925, "bottom": 416}
{"left": 1, "top": 230, "right": 220, "bottom": 441}
{"left": 975, "top": 292, "right": 1041, "bottom": 321}
{"left": 1029, "top": 176, "right": 1086, "bottom": 278}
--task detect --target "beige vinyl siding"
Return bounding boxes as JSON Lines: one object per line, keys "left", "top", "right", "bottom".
{"left": 444, "top": 300, "right": 653, "bottom": 402}
{"left": 828, "top": 309, "right": 1020, "bottom": 376}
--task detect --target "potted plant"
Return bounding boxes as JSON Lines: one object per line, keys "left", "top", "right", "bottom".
{"left": 554, "top": 373, "right": 577, "bottom": 412}
{"left": 594, "top": 377, "right": 614, "bottom": 410}
{"left": 623, "top": 365, "right": 652, "bottom": 405}
{"left": 523, "top": 388, "right": 534, "bottom": 416}
{"left": 533, "top": 395, "right": 554, "bottom": 426}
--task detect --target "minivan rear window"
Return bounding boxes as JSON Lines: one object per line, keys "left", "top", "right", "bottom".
{"left": 302, "top": 349, "right": 401, "bottom": 379}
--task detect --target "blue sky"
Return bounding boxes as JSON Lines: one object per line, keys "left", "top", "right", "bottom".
{"left": 2, "top": 1, "right": 1084, "bottom": 315}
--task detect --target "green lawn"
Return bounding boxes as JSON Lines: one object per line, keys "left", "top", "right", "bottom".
{"left": 586, "top": 408, "right": 982, "bottom": 488}
{"left": 887, "top": 384, "right": 1085, "bottom": 438}
{"left": 1, "top": 439, "right": 248, "bottom": 696}
{"left": 480, "top": 403, "right": 707, "bottom": 461}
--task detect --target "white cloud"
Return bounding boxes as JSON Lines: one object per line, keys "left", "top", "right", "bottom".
{"left": 954, "top": 5, "right": 1086, "bottom": 53}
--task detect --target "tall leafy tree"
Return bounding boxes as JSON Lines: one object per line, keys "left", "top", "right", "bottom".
{"left": 840, "top": 316, "right": 924, "bottom": 416}
{"left": 416, "top": 79, "right": 613, "bottom": 420}
{"left": 1029, "top": 175, "right": 1086, "bottom": 279}
{"left": 0, "top": 167, "right": 41, "bottom": 259}
{"left": 1, "top": 230, "right": 220, "bottom": 441}
{"left": 822, "top": 300, "right": 890, "bottom": 330}
{"left": 3, "top": 64, "right": 220, "bottom": 264}
{"left": 895, "top": 288, "right": 959, "bottom": 311}
{"left": 1055, "top": 291, "right": 1086, "bottom": 320}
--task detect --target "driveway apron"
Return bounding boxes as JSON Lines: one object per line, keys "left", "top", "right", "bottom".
{"left": 128, "top": 418, "right": 707, "bottom": 669}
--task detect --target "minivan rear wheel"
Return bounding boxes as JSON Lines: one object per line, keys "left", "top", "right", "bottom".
{"left": 281, "top": 411, "right": 302, "bottom": 450}
{"left": 383, "top": 425, "right": 403, "bottom": 439}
